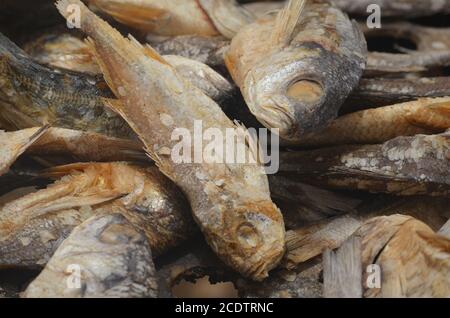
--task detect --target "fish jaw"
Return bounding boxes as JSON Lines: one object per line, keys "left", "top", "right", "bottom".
{"left": 204, "top": 201, "right": 286, "bottom": 281}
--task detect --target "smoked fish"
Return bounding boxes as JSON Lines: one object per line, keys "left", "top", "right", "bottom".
{"left": 57, "top": 0, "right": 286, "bottom": 281}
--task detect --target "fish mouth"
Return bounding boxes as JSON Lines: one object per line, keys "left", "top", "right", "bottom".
{"left": 254, "top": 98, "right": 299, "bottom": 140}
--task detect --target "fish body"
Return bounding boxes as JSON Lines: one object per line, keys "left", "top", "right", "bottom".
{"left": 225, "top": 0, "right": 367, "bottom": 141}
{"left": 355, "top": 215, "right": 450, "bottom": 297}
{"left": 56, "top": 0, "right": 285, "bottom": 281}
{"left": 90, "top": 0, "right": 254, "bottom": 39}
{"left": 22, "top": 214, "right": 158, "bottom": 298}
{"left": 280, "top": 132, "right": 450, "bottom": 196}
{"left": 297, "top": 97, "right": 450, "bottom": 147}
{"left": 24, "top": 32, "right": 236, "bottom": 105}
{"left": 0, "top": 32, "right": 132, "bottom": 138}
{"left": 0, "top": 163, "right": 194, "bottom": 268}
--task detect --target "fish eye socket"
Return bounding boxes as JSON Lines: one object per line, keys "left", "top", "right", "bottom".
{"left": 236, "top": 222, "right": 260, "bottom": 249}
{"left": 286, "top": 80, "right": 323, "bottom": 104}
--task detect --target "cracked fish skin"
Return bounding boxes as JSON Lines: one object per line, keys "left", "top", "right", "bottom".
{"left": 279, "top": 132, "right": 450, "bottom": 196}
{"left": 89, "top": 0, "right": 254, "bottom": 39}
{"left": 0, "top": 127, "right": 48, "bottom": 177}
{"left": 0, "top": 163, "right": 195, "bottom": 269}
{"left": 225, "top": 0, "right": 367, "bottom": 142}
{"left": 0, "top": 32, "right": 134, "bottom": 139}
{"left": 296, "top": 97, "right": 450, "bottom": 148}
{"left": 56, "top": 0, "right": 285, "bottom": 281}
{"left": 22, "top": 213, "right": 158, "bottom": 298}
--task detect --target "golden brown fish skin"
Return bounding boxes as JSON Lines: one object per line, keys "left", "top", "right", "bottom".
{"left": 22, "top": 213, "right": 158, "bottom": 298}
{"left": 279, "top": 132, "right": 450, "bottom": 196}
{"left": 296, "top": 97, "right": 450, "bottom": 148}
{"left": 357, "top": 215, "right": 450, "bottom": 298}
{"left": 89, "top": 0, "right": 254, "bottom": 39}
{"left": 0, "top": 127, "right": 49, "bottom": 176}
{"left": 0, "top": 32, "right": 133, "bottom": 139}
{"left": 56, "top": 0, "right": 285, "bottom": 281}
{"left": 0, "top": 163, "right": 195, "bottom": 268}
{"left": 225, "top": 0, "right": 367, "bottom": 141}
{"left": 27, "top": 127, "right": 146, "bottom": 162}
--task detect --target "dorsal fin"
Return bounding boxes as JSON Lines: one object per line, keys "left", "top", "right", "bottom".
{"left": 271, "top": 0, "right": 307, "bottom": 47}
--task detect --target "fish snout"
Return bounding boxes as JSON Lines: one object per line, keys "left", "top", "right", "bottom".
{"left": 221, "top": 204, "right": 286, "bottom": 281}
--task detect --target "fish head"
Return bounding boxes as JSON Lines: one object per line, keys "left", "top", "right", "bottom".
{"left": 217, "top": 201, "right": 286, "bottom": 281}
{"left": 244, "top": 48, "right": 329, "bottom": 141}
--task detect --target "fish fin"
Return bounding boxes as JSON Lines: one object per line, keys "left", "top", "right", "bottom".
{"left": 271, "top": 0, "right": 306, "bottom": 47}
{"left": 407, "top": 101, "right": 450, "bottom": 131}
{"left": 84, "top": 37, "right": 121, "bottom": 98}
{"left": 137, "top": 41, "right": 169, "bottom": 66}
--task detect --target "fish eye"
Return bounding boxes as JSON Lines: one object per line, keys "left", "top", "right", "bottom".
{"left": 286, "top": 79, "right": 323, "bottom": 104}
{"left": 236, "top": 222, "right": 260, "bottom": 249}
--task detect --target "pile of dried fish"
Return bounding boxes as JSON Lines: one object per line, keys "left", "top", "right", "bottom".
{"left": 0, "top": 0, "right": 449, "bottom": 298}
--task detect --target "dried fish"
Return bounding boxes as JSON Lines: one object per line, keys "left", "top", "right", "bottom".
{"left": 283, "top": 196, "right": 449, "bottom": 269}
{"left": 365, "top": 23, "right": 450, "bottom": 77}
{"left": 280, "top": 132, "right": 450, "bottom": 196}
{"left": 439, "top": 219, "right": 450, "bottom": 239}
{"left": 324, "top": 215, "right": 450, "bottom": 298}
{"left": 22, "top": 214, "right": 158, "bottom": 298}
{"left": 297, "top": 97, "right": 450, "bottom": 148}
{"left": 90, "top": 0, "right": 254, "bottom": 39}
{"left": 226, "top": 0, "right": 367, "bottom": 141}
{"left": 24, "top": 32, "right": 236, "bottom": 105}
{"left": 147, "top": 35, "right": 229, "bottom": 69}
{"left": 0, "top": 32, "right": 132, "bottom": 138}
{"left": 345, "top": 76, "right": 450, "bottom": 111}
{"left": 57, "top": 0, "right": 285, "bottom": 281}
{"left": 0, "top": 127, "right": 48, "bottom": 176}
{"left": 332, "top": 0, "right": 450, "bottom": 18}
{"left": 0, "top": 162, "right": 194, "bottom": 268}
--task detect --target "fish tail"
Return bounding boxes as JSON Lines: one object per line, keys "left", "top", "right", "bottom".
{"left": 271, "top": 0, "right": 307, "bottom": 47}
